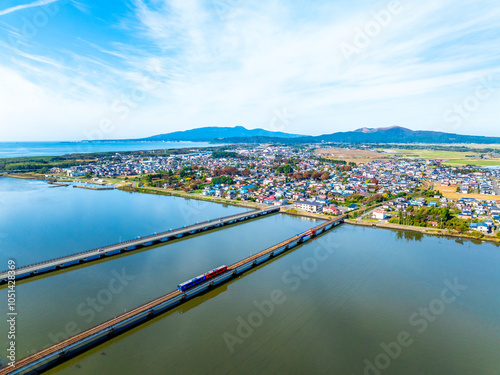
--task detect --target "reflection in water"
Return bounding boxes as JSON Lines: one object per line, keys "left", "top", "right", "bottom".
{"left": 178, "top": 284, "right": 228, "bottom": 315}
{"left": 3, "top": 178, "right": 500, "bottom": 375}
{"left": 0, "top": 176, "right": 320, "bottom": 365}
{"left": 396, "top": 230, "right": 423, "bottom": 242}
{"left": 0, "top": 176, "right": 251, "bottom": 266}
{"left": 43, "top": 222, "right": 500, "bottom": 375}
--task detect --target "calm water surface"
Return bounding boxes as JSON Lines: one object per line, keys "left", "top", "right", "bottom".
{"left": 0, "top": 176, "right": 250, "bottom": 266}
{"left": 1, "top": 177, "right": 500, "bottom": 374}
{"left": 0, "top": 141, "right": 213, "bottom": 158}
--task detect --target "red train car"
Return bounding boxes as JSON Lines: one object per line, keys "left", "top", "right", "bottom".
{"left": 205, "top": 265, "right": 227, "bottom": 279}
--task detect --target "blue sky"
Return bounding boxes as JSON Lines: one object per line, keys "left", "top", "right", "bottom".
{"left": 0, "top": 0, "right": 499, "bottom": 141}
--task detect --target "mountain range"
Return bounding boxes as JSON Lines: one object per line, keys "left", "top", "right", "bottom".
{"left": 139, "top": 126, "right": 500, "bottom": 144}
{"left": 141, "top": 126, "right": 303, "bottom": 142}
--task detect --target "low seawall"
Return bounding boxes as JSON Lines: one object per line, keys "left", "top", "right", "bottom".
{"left": 72, "top": 185, "right": 114, "bottom": 190}
{"left": 345, "top": 219, "right": 500, "bottom": 245}
{"left": 0, "top": 217, "right": 344, "bottom": 375}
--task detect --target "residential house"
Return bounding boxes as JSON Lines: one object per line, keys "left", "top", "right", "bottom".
{"left": 293, "top": 200, "right": 323, "bottom": 213}
{"left": 373, "top": 209, "right": 388, "bottom": 220}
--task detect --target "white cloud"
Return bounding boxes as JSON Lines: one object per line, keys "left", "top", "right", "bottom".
{"left": 0, "top": 0, "right": 62, "bottom": 16}
{"left": 1, "top": 0, "right": 500, "bottom": 140}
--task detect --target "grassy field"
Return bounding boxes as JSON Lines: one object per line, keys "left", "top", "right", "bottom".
{"left": 316, "top": 147, "right": 388, "bottom": 164}
{"left": 442, "top": 159, "right": 500, "bottom": 167}
{"left": 381, "top": 148, "right": 500, "bottom": 167}
{"left": 384, "top": 149, "right": 478, "bottom": 159}
{"left": 451, "top": 144, "right": 500, "bottom": 150}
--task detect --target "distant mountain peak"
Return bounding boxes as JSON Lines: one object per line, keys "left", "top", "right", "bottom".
{"left": 315, "top": 126, "right": 500, "bottom": 144}
{"left": 356, "top": 127, "right": 373, "bottom": 133}
{"left": 141, "top": 126, "right": 305, "bottom": 142}
{"left": 133, "top": 125, "right": 500, "bottom": 145}
{"left": 354, "top": 126, "right": 410, "bottom": 133}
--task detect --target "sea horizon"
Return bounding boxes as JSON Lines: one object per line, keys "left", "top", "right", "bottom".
{"left": 0, "top": 140, "right": 215, "bottom": 158}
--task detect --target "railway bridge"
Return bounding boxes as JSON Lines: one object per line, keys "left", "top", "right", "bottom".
{"left": 0, "top": 215, "right": 345, "bottom": 375}
{"left": 0, "top": 207, "right": 279, "bottom": 284}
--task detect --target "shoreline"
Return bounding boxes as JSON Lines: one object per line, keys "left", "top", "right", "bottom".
{"left": 1, "top": 172, "right": 47, "bottom": 180}
{"left": 4, "top": 173, "right": 500, "bottom": 245}
{"left": 279, "top": 208, "right": 329, "bottom": 221}
{"left": 97, "top": 185, "right": 500, "bottom": 245}
{"left": 73, "top": 185, "right": 114, "bottom": 191}
{"left": 345, "top": 219, "right": 500, "bottom": 245}
{"left": 118, "top": 185, "right": 267, "bottom": 210}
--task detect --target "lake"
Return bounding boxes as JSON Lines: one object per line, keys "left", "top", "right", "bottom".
{"left": 1, "top": 177, "right": 499, "bottom": 374}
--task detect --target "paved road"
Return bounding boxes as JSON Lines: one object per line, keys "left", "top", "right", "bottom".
{"left": 0, "top": 207, "right": 279, "bottom": 281}
{"left": 492, "top": 178, "right": 500, "bottom": 196}
{"left": 0, "top": 216, "right": 344, "bottom": 375}
{"left": 357, "top": 207, "right": 376, "bottom": 220}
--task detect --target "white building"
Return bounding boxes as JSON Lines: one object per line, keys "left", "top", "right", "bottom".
{"left": 373, "top": 209, "right": 388, "bottom": 220}
{"left": 293, "top": 200, "right": 323, "bottom": 213}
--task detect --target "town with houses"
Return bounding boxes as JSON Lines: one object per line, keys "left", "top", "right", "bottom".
{"left": 54, "top": 145, "right": 500, "bottom": 237}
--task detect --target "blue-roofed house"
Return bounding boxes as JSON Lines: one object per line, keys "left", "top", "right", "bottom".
{"left": 469, "top": 222, "right": 490, "bottom": 233}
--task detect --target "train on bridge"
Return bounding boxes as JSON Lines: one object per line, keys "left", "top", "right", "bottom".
{"left": 177, "top": 226, "right": 320, "bottom": 292}
{"left": 0, "top": 217, "right": 345, "bottom": 375}
{"left": 0, "top": 207, "right": 280, "bottom": 284}
{"left": 177, "top": 265, "right": 228, "bottom": 291}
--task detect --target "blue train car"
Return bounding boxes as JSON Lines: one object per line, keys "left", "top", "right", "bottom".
{"left": 299, "top": 228, "right": 316, "bottom": 240}
{"left": 177, "top": 274, "right": 206, "bottom": 291}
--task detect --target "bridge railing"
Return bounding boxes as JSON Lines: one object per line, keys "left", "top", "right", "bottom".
{"left": 0, "top": 213, "right": 342, "bottom": 374}
{"left": 0, "top": 207, "right": 277, "bottom": 275}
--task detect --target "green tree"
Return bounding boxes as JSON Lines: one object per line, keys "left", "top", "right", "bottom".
{"left": 211, "top": 176, "right": 233, "bottom": 185}
{"left": 277, "top": 164, "right": 293, "bottom": 174}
